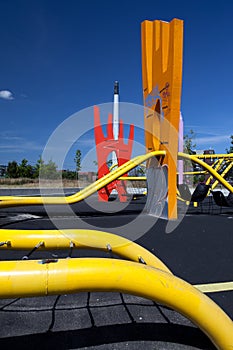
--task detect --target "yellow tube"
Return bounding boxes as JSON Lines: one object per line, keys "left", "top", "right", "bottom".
{"left": 211, "top": 160, "right": 233, "bottom": 190}
{"left": 205, "top": 158, "right": 224, "bottom": 186}
{"left": 0, "top": 228, "right": 171, "bottom": 273}
{"left": 0, "top": 257, "right": 232, "bottom": 349}
{"left": 118, "top": 176, "right": 146, "bottom": 181}
{"left": 179, "top": 152, "right": 233, "bottom": 193}
{"left": 0, "top": 151, "right": 165, "bottom": 208}
{"left": 182, "top": 170, "right": 207, "bottom": 175}
{"left": 191, "top": 153, "right": 233, "bottom": 159}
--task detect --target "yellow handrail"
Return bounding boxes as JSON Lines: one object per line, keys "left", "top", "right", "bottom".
{"left": 191, "top": 153, "right": 233, "bottom": 159}
{"left": 178, "top": 152, "right": 233, "bottom": 193}
{"left": 0, "top": 257, "right": 232, "bottom": 349}
{"left": 0, "top": 151, "right": 165, "bottom": 208}
{"left": 0, "top": 228, "right": 171, "bottom": 273}
{"left": 211, "top": 160, "right": 233, "bottom": 190}
{"left": 205, "top": 158, "right": 224, "bottom": 186}
{"left": 118, "top": 176, "right": 146, "bottom": 181}
{"left": 1, "top": 151, "right": 232, "bottom": 206}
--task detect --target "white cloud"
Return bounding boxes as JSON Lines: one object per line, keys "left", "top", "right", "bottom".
{"left": 196, "top": 134, "right": 230, "bottom": 145}
{"left": 0, "top": 135, "right": 43, "bottom": 153}
{"left": 0, "top": 90, "right": 14, "bottom": 100}
{"left": 1, "top": 135, "right": 23, "bottom": 141}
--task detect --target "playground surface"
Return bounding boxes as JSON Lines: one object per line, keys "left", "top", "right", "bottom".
{"left": 0, "top": 195, "right": 232, "bottom": 349}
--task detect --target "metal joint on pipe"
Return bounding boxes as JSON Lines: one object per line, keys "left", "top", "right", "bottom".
{"left": 0, "top": 229, "right": 172, "bottom": 273}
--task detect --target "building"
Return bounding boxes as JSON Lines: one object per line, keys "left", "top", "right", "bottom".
{"left": 203, "top": 149, "right": 216, "bottom": 166}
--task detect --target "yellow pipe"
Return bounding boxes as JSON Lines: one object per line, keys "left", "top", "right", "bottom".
{"left": 178, "top": 152, "right": 233, "bottom": 193}
{"left": 193, "top": 153, "right": 233, "bottom": 159}
{"left": 0, "top": 257, "right": 232, "bottom": 349}
{"left": 211, "top": 160, "right": 233, "bottom": 190}
{"left": 0, "top": 228, "right": 171, "bottom": 273}
{"left": 118, "top": 176, "right": 146, "bottom": 181}
{"left": 194, "top": 155, "right": 232, "bottom": 189}
{"left": 109, "top": 163, "right": 118, "bottom": 172}
{"left": 180, "top": 155, "right": 232, "bottom": 190}
{"left": 212, "top": 158, "right": 223, "bottom": 169}
{"left": 182, "top": 170, "right": 207, "bottom": 175}
{"left": 0, "top": 151, "right": 166, "bottom": 207}
{"left": 211, "top": 158, "right": 225, "bottom": 170}
{"left": 205, "top": 158, "right": 224, "bottom": 186}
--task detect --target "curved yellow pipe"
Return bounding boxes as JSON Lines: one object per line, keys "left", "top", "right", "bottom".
{"left": 0, "top": 257, "right": 232, "bottom": 349}
{"left": 0, "top": 151, "right": 165, "bottom": 208}
{"left": 0, "top": 228, "right": 171, "bottom": 273}
{"left": 205, "top": 158, "right": 224, "bottom": 186}
{"left": 211, "top": 160, "right": 233, "bottom": 190}
{"left": 109, "top": 163, "right": 118, "bottom": 172}
{"left": 118, "top": 176, "right": 146, "bottom": 181}
{"left": 178, "top": 152, "right": 233, "bottom": 193}
{"left": 110, "top": 163, "right": 146, "bottom": 172}
{"left": 192, "top": 153, "right": 233, "bottom": 159}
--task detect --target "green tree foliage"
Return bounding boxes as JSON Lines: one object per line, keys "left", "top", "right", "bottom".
{"left": 62, "top": 170, "right": 76, "bottom": 180}
{"left": 7, "top": 159, "right": 34, "bottom": 179}
{"left": 6, "top": 156, "right": 81, "bottom": 180}
{"left": 226, "top": 135, "right": 233, "bottom": 180}
{"left": 5, "top": 157, "right": 71, "bottom": 180}
{"left": 18, "top": 158, "right": 34, "bottom": 178}
{"left": 33, "top": 156, "right": 44, "bottom": 178}
{"left": 74, "top": 149, "right": 82, "bottom": 179}
{"left": 39, "top": 159, "right": 59, "bottom": 179}
{"left": 226, "top": 135, "right": 233, "bottom": 154}
{"left": 74, "top": 150, "right": 82, "bottom": 172}
{"left": 183, "top": 129, "right": 196, "bottom": 155}
{"left": 183, "top": 130, "right": 200, "bottom": 183}
{"left": 6, "top": 161, "right": 19, "bottom": 178}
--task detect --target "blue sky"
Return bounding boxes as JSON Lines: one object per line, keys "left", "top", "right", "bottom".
{"left": 0, "top": 0, "right": 233, "bottom": 170}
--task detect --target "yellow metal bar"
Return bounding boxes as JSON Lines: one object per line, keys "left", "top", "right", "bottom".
{"left": 109, "top": 163, "right": 118, "bottom": 172}
{"left": 212, "top": 158, "right": 224, "bottom": 169}
{"left": 193, "top": 153, "right": 233, "bottom": 159}
{"left": 205, "top": 158, "right": 224, "bottom": 186}
{"left": 182, "top": 171, "right": 207, "bottom": 175}
{"left": 0, "top": 228, "right": 171, "bottom": 273}
{"left": 0, "top": 257, "right": 232, "bottom": 349}
{"left": 192, "top": 155, "right": 233, "bottom": 188}
{"left": 0, "top": 151, "right": 166, "bottom": 208}
{"left": 211, "top": 158, "right": 229, "bottom": 173}
{"left": 211, "top": 160, "right": 233, "bottom": 190}
{"left": 118, "top": 176, "right": 146, "bottom": 181}
{"left": 179, "top": 152, "right": 233, "bottom": 193}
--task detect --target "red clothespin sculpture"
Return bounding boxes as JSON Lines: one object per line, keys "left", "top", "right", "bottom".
{"left": 94, "top": 105, "right": 134, "bottom": 202}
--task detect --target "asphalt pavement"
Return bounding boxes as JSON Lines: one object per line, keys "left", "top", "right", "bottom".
{"left": 0, "top": 194, "right": 232, "bottom": 349}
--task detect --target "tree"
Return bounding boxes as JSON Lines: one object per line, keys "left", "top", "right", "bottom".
{"left": 62, "top": 169, "right": 76, "bottom": 180}
{"left": 226, "top": 135, "right": 233, "bottom": 154}
{"left": 18, "top": 158, "right": 33, "bottom": 178}
{"left": 183, "top": 129, "right": 196, "bottom": 155}
{"left": 183, "top": 130, "right": 200, "bottom": 183}
{"left": 6, "top": 161, "right": 19, "bottom": 178}
{"left": 33, "top": 156, "right": 44, "bottom": 178}
{"left": 40, "top": 159, "right": 59, "bottom": 179}
{"left": 34, "top": 156, "right": 59, "bottom": 179}
{"left": 226, "top": 135, "right": 233, "bottom": 180}
{"left": 74, "top": 149, "right": 82, "bottom": 179}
